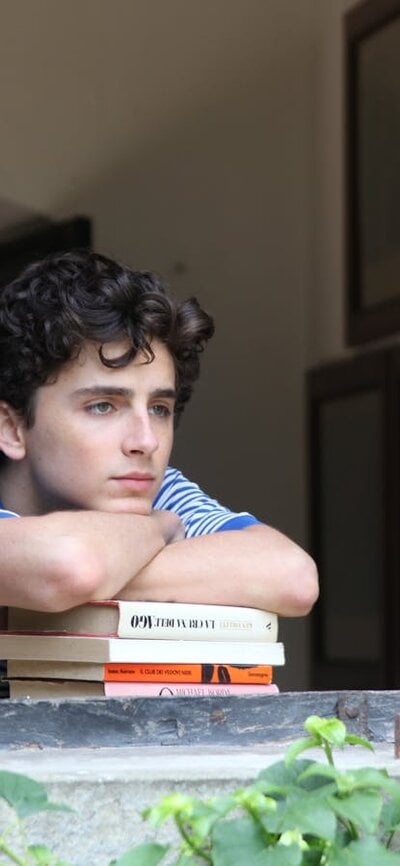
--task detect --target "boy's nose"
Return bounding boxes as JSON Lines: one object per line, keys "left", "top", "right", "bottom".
{"left": 121, "top": 416, "right": 158, "bottom": 456}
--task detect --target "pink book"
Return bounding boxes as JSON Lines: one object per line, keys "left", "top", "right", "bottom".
{"left": 105, "top": 681, "right": 280, "bottom": 697}
{"left": 8, "top": 679, "right": 280, "bottom": 699}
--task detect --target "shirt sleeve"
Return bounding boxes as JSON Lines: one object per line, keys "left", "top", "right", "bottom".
{"left": 152, "top": 467, "right": 261, "bottom": 538}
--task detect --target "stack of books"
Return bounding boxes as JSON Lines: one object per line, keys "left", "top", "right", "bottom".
{"left": 0, "top": 600, "right": 284, "bottom": 699}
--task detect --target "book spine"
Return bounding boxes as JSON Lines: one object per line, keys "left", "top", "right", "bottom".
{"left": 104, "top": 663, "right": 273, "bottom": 684}
{"left": 117, "top": 606, "right": 278, "bottom": 641}
{"left": 105, "top": 682, "right": 279, "bottom": 697}
{"left": 7, "top": 603, "right": 278, "bottom": 642}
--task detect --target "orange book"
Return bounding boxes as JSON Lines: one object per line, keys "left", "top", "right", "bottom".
{"left": 7, "top": 659, "right": 273, "bottom": 684}
{"left": 104, "top": 663, "right": 273, "bottom": 684}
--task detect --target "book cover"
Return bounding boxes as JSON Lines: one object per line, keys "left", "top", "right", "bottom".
{"left": 7, "top": 680, "right": 280, "bottom": 699}
{"left": 7, "top": 659, "right": 112, "bottom": 682}
{"left": 6, "top": 600, "right": 278, "bottom": 642}
{"left": 0, "top": 633, "right": 285, "bottom": 665}
{"left": 104, "top": 662, "right": 275, "bottom": 684}
{"left": 6, "top": 659, "right": 274, "bottom": 684}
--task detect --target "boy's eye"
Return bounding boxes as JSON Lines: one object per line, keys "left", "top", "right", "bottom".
{"left": 150, "top": 404, "right": 171, "bottom": 418}
{"left": 87, "top": 401, "right": 114, "bottom": 415}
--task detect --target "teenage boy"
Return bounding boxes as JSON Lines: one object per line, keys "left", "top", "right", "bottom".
{"left": 0, "top": 249, "right": 318, "bottom": 615}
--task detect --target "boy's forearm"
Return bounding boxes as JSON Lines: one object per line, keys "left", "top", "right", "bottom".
{"left": 0, "top": 510, "right": 181, "bottom": 611}
{"left": 0, "top": 514, "right": 319, "bottom": 617}
{"left": 117, "top": 524, "right": 319, "bottom": 616}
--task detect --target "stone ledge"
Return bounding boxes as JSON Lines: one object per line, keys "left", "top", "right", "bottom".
{"left": 0, "top": 741, "right": 399, "bottom": 783}
{"left": 0, "top": 689, "right": 399, "bottom": 749}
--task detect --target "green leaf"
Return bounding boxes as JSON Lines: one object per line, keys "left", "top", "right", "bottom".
{"left": 255, "top": 845, "right": 303, "bottom": 865}
{"left": 0, "top": 771, "right": 72, "bottom": 818}
{"left": 301, "top": 764, "right": 396, "bottom": 800}
{"left": 302, "top": 851, "right": 327, "bottom": 866}
{"left": 352, "top": 768, "right": 400, "bottom": 801}
{"left": 344, "top": 735, "right": 374, "bottom": 753}
{"left": 110, "top": 842, "right": 168, "bottom": 866}
{"left": 28, "top": 844, "right": 71, "bottom": 866}
{"left": 276, "top": 792, "right": 337, "bottom": 841}
{"left": 187, "top": 795, "right": 236, "bottom": 837}
{"left": 171, "top": 855, "right": 200, "bottom": 866}
{"left": 206, "top": 795, "right": 237, "bottom": 817}
{"left": 304, "top": 716, "right": 347, "bottom": 748}
{"left": 279, "top": 829, "right": 308, "bottom": 851}
{"left": 328, "top": 789, "right": 383, "bottom": 833}
{"left": 143, "top": 793, "right": 194, "bottom": 827}
{"left": 345, "top": 767, "right": 391, "bottom": 790}
{"left": 327, "top": 836, "right": 400, "bottom": 865}
{"left": 381, "top": 795, "right": 400, "bottom": 834}
{"left": 285, "top": 738, "right": 317, "bottom": 765}
{"left": 212, "top": 816, "right": 269, "bottom": 866}
{"left": 234, "top": 786, "right": 277, "bottom": 816}
{"left": 299, "top": 764, "right": 340, "bottom": 784}
{"left": 258, "top": 759, "right": 323, "bottom": 792}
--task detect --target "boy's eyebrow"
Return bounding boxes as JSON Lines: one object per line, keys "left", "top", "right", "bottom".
{"left": 72, "top": 386, "right": 177, "bottom": 400}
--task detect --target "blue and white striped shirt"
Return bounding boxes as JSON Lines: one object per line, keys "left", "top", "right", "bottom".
{"left": 0, "top": 466, "right": 259, "bottom": 537}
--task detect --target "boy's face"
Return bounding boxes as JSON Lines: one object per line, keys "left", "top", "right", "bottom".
{"left": 18, "top": 339, "right": 176, "bottom": 515}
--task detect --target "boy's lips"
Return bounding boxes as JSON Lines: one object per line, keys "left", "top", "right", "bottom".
{"left": 112, "top": 473, "right": 155, "bottom": 492}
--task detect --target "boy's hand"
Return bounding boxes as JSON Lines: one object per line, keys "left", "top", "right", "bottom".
{"left": 153, "top": 509, "right": 185, "bottom": 544}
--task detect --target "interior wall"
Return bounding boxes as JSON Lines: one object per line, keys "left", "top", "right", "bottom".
{"left": 0, "top": 0, "right": 316, "bottom": 688}
{"left": 309, "top": 0, "right": 357, "bottom": 366}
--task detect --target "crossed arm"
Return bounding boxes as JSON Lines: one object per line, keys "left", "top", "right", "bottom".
{"left": 0, "top": 509, "right": 318, "bottom": 615}
{"left": 118, "top": 523, "right": 318, "bottom": 615}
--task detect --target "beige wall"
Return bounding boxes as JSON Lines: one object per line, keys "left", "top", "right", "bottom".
{"left": 0, "top": 0, "right": 321, "bottom": 688}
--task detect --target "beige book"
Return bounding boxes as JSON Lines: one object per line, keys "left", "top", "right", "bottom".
{"left": 7, "top": 600, "right": 278, "bottom": 642}
{"left": 7, "top": 659, "right": 109, "bottom": 680}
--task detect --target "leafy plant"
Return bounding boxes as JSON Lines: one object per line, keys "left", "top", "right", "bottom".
{"left": 116, "top": 715, "right": 400, "bottom": 866}
{"left": 0, "top": 770, "right": 71, "bottom": 865}
{"left": 1, "top": 716, "right": 400, "bottom": 865}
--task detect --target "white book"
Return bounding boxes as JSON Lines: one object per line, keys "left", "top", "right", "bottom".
{"left": 0, "top": 633, "right": 285, "bottom": 666}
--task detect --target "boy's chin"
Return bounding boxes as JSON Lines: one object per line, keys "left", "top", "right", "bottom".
{"left": 102, "top": 499, "right": 153, "bottom": 516}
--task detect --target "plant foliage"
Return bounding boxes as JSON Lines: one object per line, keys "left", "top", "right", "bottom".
{"left": 118, "top": 715, "right": 400, "bottom": 866}
{"left": 0, "top": 716, "right": 400, "bottom": 865}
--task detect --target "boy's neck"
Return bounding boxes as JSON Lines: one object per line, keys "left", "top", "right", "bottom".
{"left": 0, "top": 461, "right": 40, "bottom": 516}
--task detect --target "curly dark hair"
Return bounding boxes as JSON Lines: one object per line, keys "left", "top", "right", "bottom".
{"left": 0, "top": 248, "right": 214, "bottom": 430}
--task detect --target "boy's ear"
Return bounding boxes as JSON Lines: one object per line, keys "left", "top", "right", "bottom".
{"left": 0, "top": 402, "right": 27, "bottom": 461}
